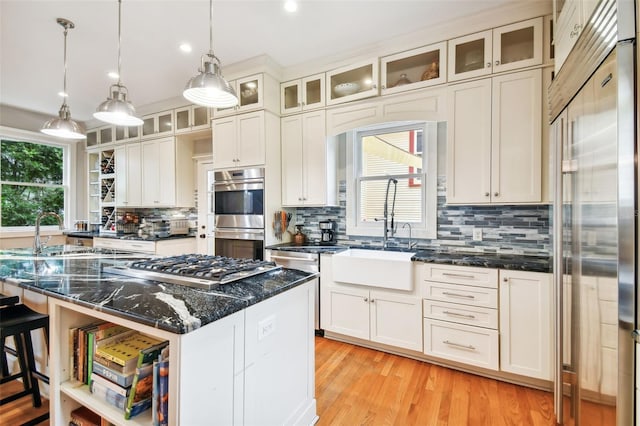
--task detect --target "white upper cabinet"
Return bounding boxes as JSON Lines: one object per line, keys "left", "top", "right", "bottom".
{"left": 175, "top": 105, "right": 211, "bottom": 134}
{"left": 212, "top": 111, "right": 266, "bottom": 170}
{"left": 380, "top": 42, "right": 447, "bottom": 95}
{"left": 326, "top": 58, "right": 379, "bottom": 106}
{"left": 281, "top": 110, "right": 335, "bottom": 207}
{"left": 447, "top": 69, "right": 542, "bottom": 204}
{"left": 115, "top": 143, "right": 142, "bottom": 207}
{"left": 213, "top": 73, "right": 280, "bottom": 118}
{"left": 448, "top": 17, "right": 543, "bottom": 82}
{"left": 280, "top": 73, "right": 326, "bottom": 115}
{"left": 141, "top": 110, "right": 174, "bottom": 139}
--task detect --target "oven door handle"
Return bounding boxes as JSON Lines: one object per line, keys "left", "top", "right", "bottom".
{"left": 215, "top": 228, "right": 264, "bottom": 240}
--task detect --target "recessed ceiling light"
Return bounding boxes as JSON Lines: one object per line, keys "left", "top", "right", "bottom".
{"left": 107, "top": 71, "right": 119, "bottom": 79}
{"left": 284, "top": 0, "right": 297, "bottom": 13}
{"left": 180, "top": 43, "right": 192, "bottom": 53}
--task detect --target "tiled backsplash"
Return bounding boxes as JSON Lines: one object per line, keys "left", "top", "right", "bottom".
{"left": 294, "top": 179, "right": 551, "bottom": 256}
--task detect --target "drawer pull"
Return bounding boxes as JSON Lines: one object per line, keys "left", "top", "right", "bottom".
{"left": 443, "top": 340, "right": 476, "bottom": 351}
{"left": 443, "top": 310, "right": 476, "bottom": 319}
{"left": 442, "top": 272, "right": 475, "bottom": 279}
{"left": 442, "top": 291, "right": 475, "bottom": 299}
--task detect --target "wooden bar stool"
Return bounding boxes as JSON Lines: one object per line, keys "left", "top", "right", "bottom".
{"left": 0, "top": 303, "right": 50, "bottom": 424}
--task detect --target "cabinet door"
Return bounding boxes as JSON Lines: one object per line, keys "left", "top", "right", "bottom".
{"left": 175, "top": 106, "right": 191, "bottom": 133}
{"left": 499, "top": 270, "right": 552, "bottom": 380}
{"left": 141, "top": 140, "right": 161, "bottom": 206}
{"left": 156, "top": 138, "right": 176, "bottom": 206}
{"left": 448, "top": 29, "right": 493, "bottom": 82}
{"left": 302, "top": 73, "right": 325, "bottom": 110}
{"left": 380, "top": 41, "right": 447, "bottom": 95}
{"left": 301, "top": 110, "right": 328, "bottom": 205}
{"left": 115, "top": 146, "right": 127, "bottom": 206}
{"left": 323, "top": 286, "right": 370, "bottom": 340}
{"left": 237, "top": 74, "right": 263, "bottom": 111}
{"left": 116, "top": 144, "right": 142, "bottom": 207}
{"left": 370, "top": 291, "right": 422, "bottom": 351}
{"left": 212, "top": 116, "right": 238, "bottom": 169}
{"left": 492, "top": 17, "right": 543, "bottom": 73}
{"left": 446, "top": 78, "right": 492, "bottom": 204}
{"left": 236, "top": 111, "right": 265, "bottom": 168}
{"left": 281, "top": 80, "right": 302, "bottom": 114}
{"left": 281, "top": 115, "right": 304, "bottom": 205}
{"left": 326, "top": 58, "right": 379, "bottom": 105}
{"left": 491, "top": 69, "right": 542, "bottom": 203}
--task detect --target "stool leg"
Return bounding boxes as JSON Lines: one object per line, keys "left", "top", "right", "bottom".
{"left": 0, "top": 336, "right": 8, "bottom": 377}
{"left": 13, "top": 334, "right": 33, "bottom": 400}
{"left": 21, "top": 331, "right": 42, "bottom": 408}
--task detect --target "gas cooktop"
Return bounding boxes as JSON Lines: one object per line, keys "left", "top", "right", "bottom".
{"left": 103, "top": 254, "right": 281, "bottom": 290}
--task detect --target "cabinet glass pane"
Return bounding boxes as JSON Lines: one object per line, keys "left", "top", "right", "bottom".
{"left": 500, "top": 27, "right": 534, "bottom": 65}
{"left": 239, "top": 79, "right": 260, "bottom": 107}
{"left": 176, "top": 109, "right": 190, "bottom": 130}
{"left": 193, "top": 107, "right": 209, "bottom": 126}
{"left": 128, "top": 126, "right": 139, "bottom": 138}
{"left": 86, "top": 132, "right": 98, "bottom": 147}
{"left": 283, "top": 84, "right": 299, "bottom": 109}
{"left": 100, "top": 127, "right": 112, "bottom": 144}
{"left": 159, "top": 113, "right": 173, "bottom": 132}
{"left": 330, "top": 64, "right": 374, "bottom": 100}
{"left": 385, "top": 50, "right": 440, "bottom": 88}
{"left": 455, "top": 39, "right": 485, "bottom": 74}
{"left": 143, "top": 117, "right": 155, "bottom": 136}
{"left": 305, "top": 79, "right": 322, "bottom": 105}
{"left": 115, "top": 126, "right": 126, "bottom": 141}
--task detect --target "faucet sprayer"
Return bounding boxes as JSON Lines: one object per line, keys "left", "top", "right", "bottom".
{"left": 375, "top": 178, "right": 398, "bottom": 249}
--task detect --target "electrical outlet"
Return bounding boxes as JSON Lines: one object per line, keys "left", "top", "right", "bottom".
{"left": 472, "top": 228, "right": 483, "bottom": 241}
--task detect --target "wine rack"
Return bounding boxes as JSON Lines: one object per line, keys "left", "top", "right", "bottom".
{"left": 99, "top": 149, "right": 116, "bottom": 233}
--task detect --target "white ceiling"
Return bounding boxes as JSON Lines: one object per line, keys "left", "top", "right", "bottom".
{"left": 1, "top": 0, "right": 536, "bottom": 124}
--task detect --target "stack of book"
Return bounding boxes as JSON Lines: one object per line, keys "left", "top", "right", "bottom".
{"left": 80, "top": 324, "right": 168, "bottom": 420}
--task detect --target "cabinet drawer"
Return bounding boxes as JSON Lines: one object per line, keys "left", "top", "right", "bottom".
{"left": 422, "top": 281, "right": 497, "bottom": 309}
{"left": 94, "top": 237, "right": 155, "bottom": 253}
{"left": 424, "top": 319, "right": 498, "bottom": 370}
{"left": 422, "top": 264, "right": 498, "bottom": 288}
{"left": 423, "top": 300, "right": 497, "bottom": 329}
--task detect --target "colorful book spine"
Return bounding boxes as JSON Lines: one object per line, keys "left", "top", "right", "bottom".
{"left": 90, "top": 379, "right": 127, "bottom": 411}
{"left": 96, "top": 332, "right": 164, "bottom": 367}
{"left": 69, "top": 406, "right": 101, "bottom": 426}
{"left": 90, "top": 373, "right": 130, "bottom": 398}
{"left": 125, "top": 341, "right": 169, "bottom": 420}
{"left": 92, "top": 361, "right": 135, "bottom": 388}
{"left": 155, "top": 358, "right": 169, "bottom": 426}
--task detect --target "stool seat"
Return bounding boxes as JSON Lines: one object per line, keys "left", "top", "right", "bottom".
{"left": 0, "top": 303, "right": 50, "bottom": 424}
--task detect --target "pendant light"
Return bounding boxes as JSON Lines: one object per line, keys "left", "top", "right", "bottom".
{"left": 94, "top": 0, "right": 143, "bottom": 126}
{"left": 183, "top": 0, "right": 238, "bottom": 108}
{"left": 41, "top": 18, "right": 86, "bottom": 140}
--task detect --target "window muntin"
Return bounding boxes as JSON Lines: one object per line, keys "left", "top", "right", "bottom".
{"left": 1, "top": 138, "right": 67, "bottom": 228}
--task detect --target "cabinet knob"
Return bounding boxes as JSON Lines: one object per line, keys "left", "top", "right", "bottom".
{"left": 370, "top": 299, "right": 375, "bottom": 303}
{"left": 364, "top": 297, "right": 368, "bottom": 302}
{"left": 503, "top": 277, "right": 508, "bottom": 282}
{"left": 199, "top": 234, "right": 206, "bottom": 239}
{"left": 485, "top": 192, "right": 490, "bottom": 197}
{"left": 495, "top": 60, "right": 500, "bottom": 66}
{"left": 486, "top": 62, "right": 492, "bottom": 68}
{"left": 494, "top": 192, "right": 499, "bottom": 197}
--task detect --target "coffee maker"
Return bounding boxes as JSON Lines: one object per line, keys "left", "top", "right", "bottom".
{"left": 318, "top": 220, "right": 337, "bottom": 245}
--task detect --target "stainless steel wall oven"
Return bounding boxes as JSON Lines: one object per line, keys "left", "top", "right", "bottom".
{"left": 214, "top": 168, "right": 265, "bottom": 260}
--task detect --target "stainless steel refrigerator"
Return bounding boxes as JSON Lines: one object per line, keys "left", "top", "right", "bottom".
{"left": 550, "top": 0, "right": 637, "bottom": 424}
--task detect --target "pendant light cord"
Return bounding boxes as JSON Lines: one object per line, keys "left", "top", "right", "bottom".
{"left": 209, "top": 0, "right": 213, "bottom": 56}
{"left": 62, "top": 23, "right": 69, "bottom": 107}
{"left": 117, "top": 0, "right": 123, "bottom": 86}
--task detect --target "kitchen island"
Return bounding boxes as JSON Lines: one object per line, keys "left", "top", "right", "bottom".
{"left": 0, "top": 249, "right": 318, "bottom": 426}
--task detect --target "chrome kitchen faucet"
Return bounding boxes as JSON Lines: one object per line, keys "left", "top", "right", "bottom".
{"left": 375, "top": 178, "right": 398, "bottom": 249}
{"left": 33, "top": 211, "right": 64, "bottom": 255}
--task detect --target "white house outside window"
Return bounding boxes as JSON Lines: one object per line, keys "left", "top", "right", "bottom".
{"left": 346, "top": 122, "right": 437, "bottom": 240}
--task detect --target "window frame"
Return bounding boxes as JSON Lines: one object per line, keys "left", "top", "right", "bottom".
{"left": 346, "top": 121, "right": 438, "bottom": 240}
{"left": 0, "top": 126, "right": 78, "bottom": 233}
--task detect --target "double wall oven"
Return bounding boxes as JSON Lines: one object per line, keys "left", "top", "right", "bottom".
{"left": 213, "top": 168, "right": 265, "bottom": 260}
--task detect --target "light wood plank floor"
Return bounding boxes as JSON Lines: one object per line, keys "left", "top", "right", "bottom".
{"left": 316, "top": 336, "right": 556, "bottom": 426}
{"left": 0, "top": 380, "right": 49, "bottom": 425}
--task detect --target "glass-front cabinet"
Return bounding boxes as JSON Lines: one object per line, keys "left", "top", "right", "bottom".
{"left": 380, "top": 41, "right": 447, "bottom": 95}
{"left": 175, "top": 104, "right": 211, "bottom": 133}
{"left": 114, "top": 125, "right": 139, "bottom": 143}
{"left": 142, "top": 110, "right": 174, "bottom": 139}
{"left": 214, "top": 74, "right": 265, "bottom": 117}
{"left": 326, "top": 58, "right": 379, "bottom": 106}
{"left": 280, "top": 73, "right": 325, "bottom": 114}
{"left": 448, "top": 17, "right": 543, "bottom": 82}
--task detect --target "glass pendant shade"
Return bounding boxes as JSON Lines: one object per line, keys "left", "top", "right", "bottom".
{"left": 41, "top": 104, "right": 86, "bottom": 139}
{"left": 183, "top": 0, "right": 238, "bottom": 108}
{"left": 94, "top": 84, "right": 143, "bottom": 126}
{"left": 41, "top": 18, "right": 85, "bottom": 140}
{"left": 183, "top": 58, "right": 238, "bottom": 108}
{"left": 94, "top": 0, "right": 141, "bottom": 126}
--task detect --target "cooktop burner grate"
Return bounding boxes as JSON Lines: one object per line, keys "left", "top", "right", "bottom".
{"left": 103, "top": 254, "right": 281, "bottom": 290}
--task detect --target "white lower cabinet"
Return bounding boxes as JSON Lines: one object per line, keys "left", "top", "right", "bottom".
{"left": 320, "top": 255, "right": 422, "bottom": 352}
{"left": 93, "top": 237, "right": 196, "bottom": 255}
{"left": 498, "top": 269, "right": 552, "bottom": 380}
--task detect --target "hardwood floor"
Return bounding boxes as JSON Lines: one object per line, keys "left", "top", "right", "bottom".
{"left": 0, "top": 380, "right": 49, "bottom": 425}
{"left": 315, "top": 336, "right": 556, "bottom": 426}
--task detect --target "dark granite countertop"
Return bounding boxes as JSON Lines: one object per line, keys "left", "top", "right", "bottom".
{"left": 411, "top": 249, "right": 552, "bottom": 273}
{"left": 0, "top": 250, "right": 317, "bottom": 335}
{"left": 266, "top": 242, "right": 349, "bottom": 254}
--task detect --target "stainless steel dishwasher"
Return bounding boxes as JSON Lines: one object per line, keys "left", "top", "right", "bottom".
{"left": 265, "top": 249, "right": 321, "bottom": 333}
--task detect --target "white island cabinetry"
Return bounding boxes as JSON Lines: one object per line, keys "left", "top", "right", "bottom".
{"left": 48, "top": 280, "right": 316, "bottom": 426}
